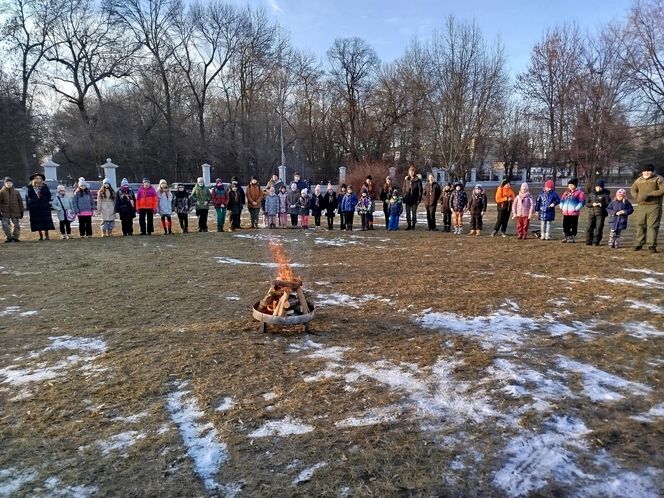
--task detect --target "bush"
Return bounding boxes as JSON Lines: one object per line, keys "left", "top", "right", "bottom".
{"left": 343, "top": 161, "right": 395, "bottom": 192}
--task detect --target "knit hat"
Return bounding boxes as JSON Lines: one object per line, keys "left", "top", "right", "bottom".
{"left": 568, "top": 178, "right": 578, "bottom": 187}
{"left": 102, "top": 178, "right": 111, "bottom": 185}
{"left": 475, "top": 183, "right": 483, "bottom": 189}
{"left": 596, "top": 180, "right": 605, "bottom": 188}
{"left": 366, "top": 175, "right": 372, "bottom": 181}
{"left": 501, "top": 179, "right": 509, "bottom": 187}
{"left": 616, "top": 188, "right": 626, "bottom": 196}
{"left": 301, "top": 188, "right": 308, "bottom": 195}
{"left": 520, "top": 182, "right": 529, "bottom": 192}
{"left": 159, "top": 179, "right": 167, "bottom": 186}
{"left": 78, "top": 177, "right": 88, "bottom": 188}
{"left": 142, "top": 177, "right": 150, "bottom": 183}
{"left": 642, "top": 164, "right": 655, "bottom": 172}
{"left": 4, "top": 176, "right": 13, "bottom": 183}
{"left": 121, "top": 178, "right": 129, "bottom": 187}
{"left": 544, "top": 179, "right": 554, "bottom": 189}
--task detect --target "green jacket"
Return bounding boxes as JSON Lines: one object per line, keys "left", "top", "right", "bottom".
{"left": 631, "top": 173, "right": 664, "bottom": 206}
{"left": 190, "top": 184, "right": 212, "bottom": 209}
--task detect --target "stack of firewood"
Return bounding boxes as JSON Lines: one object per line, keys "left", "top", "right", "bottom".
{"left": 258, "top": 278, "right": 311, "bottom": 316}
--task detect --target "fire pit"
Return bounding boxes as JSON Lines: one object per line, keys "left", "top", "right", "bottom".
{"left": 252, "top": 240, "right": 316, "bottom": 333}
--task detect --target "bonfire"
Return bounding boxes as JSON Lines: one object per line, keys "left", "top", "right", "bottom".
{"left": 253, "top": 240, "right": 315, "bottom": 332}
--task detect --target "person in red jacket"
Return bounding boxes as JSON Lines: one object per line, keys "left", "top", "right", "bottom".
{"left": 211, "top": 178, "right": 228, "bottom": 232}
{"left": 135, "top": 178, "right": 158, "bottom": 235}
{"left": 492, "top": 179, "right": 515, "bottom": 237}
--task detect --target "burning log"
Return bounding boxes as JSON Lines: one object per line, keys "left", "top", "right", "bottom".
{"left": 257, "top": 278, "right": 311, "bottom": 317}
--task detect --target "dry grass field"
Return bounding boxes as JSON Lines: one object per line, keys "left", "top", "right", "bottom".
{"left": 1, "top": 208, "right": 663, "bottom": 497}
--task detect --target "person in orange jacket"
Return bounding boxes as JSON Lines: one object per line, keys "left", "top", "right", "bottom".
{"left": 136, "top": 178, "right": 158, "bottom": 235}
{"left": 492, "top": 179, "right": 516, "bottom": 237}
{"left": 246, "top": 176, "right": 263, "bottom": 228}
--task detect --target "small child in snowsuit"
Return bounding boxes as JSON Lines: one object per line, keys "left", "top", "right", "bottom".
{"left": 606, "top": 188, "right": 634, "bottom": 248}
{"left": 340, "top": 185, "right": 358, "bottom": 231}
{"left": 387, "top": 189, "right": 403, "bottom": 230}
{"left": 534, "top": 179, "right": 561, "bottom": 240}
{"left": 468, "top": 183, "right": 487, "bottom": 236}
{"left": 449, "top": 182, "right": 468, "bottom": 234}
{"left": 264, "top": 186, "right": 279, "bottom": 228}
{"left": 356, "top": 189, "right": 372, "bottom": 230}
{"left": 512, "top": 182, "right": 533, "bottom": 239}
{"left": 338, "top": 184, "right": 348, "bottom": 230}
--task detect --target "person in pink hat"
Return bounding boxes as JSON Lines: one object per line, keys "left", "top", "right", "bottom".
{"left": 534, "top": 179, "right": 560, "bottom": 240}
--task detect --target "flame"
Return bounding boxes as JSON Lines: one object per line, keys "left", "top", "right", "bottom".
{"left": 268, "top": 239, "right": 294, "bottom": 281}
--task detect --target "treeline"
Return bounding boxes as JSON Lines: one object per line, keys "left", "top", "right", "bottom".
{"left": 1, "top": 0, "right": 664, "bottom": 185}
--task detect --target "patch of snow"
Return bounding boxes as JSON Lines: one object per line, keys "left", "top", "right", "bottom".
{"left": 45, "top": 336, "right": 107, "bottom": 353}
{"left": 42, "top": 476, "right": 97, "bottom": 498}
{"left": 573, "top": 469, "right": 661, "bottom": 498}
{"left": 626, "top": 299, "right": 664, "bottom": 314}
{"left": 249, "top": 417, "right": 314, "bottom": 438}
{"left": 623, "top": 267, "right": 664, "bottom": 277}
{"left": 98, "top": 430, "right": 146, "bottom": 456}
{"left": 417, "top": 310, "right": 538, "bottom": 351}
{"left": 623, "top": 322, "right": 664, "bottom": 339}
{"left": 525, "top": 272, "right": 546, "bottom": 278}
{"left": 262, "top": 392, "right": 277, "bottom": 401}
{"left": 335, "top": 405, "right": 401, "bottom": 428}
{"left": 215, "top": 397, "right": 234, "bottom": 411}
{"left": 225, "top": 296, "right": 241, "bottom": 301}
{"left": 0, "top": 361, "right": 69, "bottom": 385}
{"left": 493, "top": 415, "right": 591, "bottom": 497}
{"left": 232, "top": 233, "right": 298, "bottom": 243}
{"left": 166, "top": 382, "right": 229, "bottom": 494}
{"left": 556, "top": 357, "right": 651, "bottom": 402}
{"left": 314, "top": 238, "right": 359, "bottom": 247}
{"left": 0, "top": 467, "right": 38, "bottom": 496}
{"left": 112, "top": 411, "right": 148, "bottom": 424}
{"left": 0, "top": 306, "right": 38, "bottom": 318}
{"left": 631, "top": 402, "right": 664, "bottom": 423}
{"left": 306, "top": 346, "right": 350, "bottom": 362}
{"left": 214, "top": 256, "right": 303, "bottom": 268}
{"left": 292, "top": 462, "right": 327, "bottom": 485}
{"left": 609, "top": 277, "right": 664, "bottom": 290}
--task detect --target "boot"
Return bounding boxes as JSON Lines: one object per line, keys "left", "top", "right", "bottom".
{"left": 468, "top": 230, "right": 475, "bottom": 236}
{"left": 475, "top": 229, "right": 481, "bottom": 236}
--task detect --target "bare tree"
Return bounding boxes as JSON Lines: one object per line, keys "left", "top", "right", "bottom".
{"left": 517, "top": 24, "right": 584, "bottom": 181}
{"left": 327, "top": 37, "right": 380, "bottom": 163}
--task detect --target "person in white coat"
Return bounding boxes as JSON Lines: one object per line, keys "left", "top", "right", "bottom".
{"left": 157, "top": 179, "right": 174, "bottom": 234}
{"left": 52, "top": 185, "right": 74, "bottom": 239}
{"left": 96, "top": 179, "right": 116, "bottom": 237}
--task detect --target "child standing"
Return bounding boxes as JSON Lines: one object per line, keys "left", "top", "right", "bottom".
{"left": 606, "top": 189, "right": 634, "bottom": 248}
{"left": 338, "top": 184, "right": 348, "bottom": 230}
{"left": 52, "top": 185, "right": 73, "bottom": 239}
{"left": 468, "top": 183, "right": 487, "bottom": 236}
{"left": 136, "top": 178, "right": 158, "bottom": 235}
{"left": 264, "top": 186, "right": 279, "bottom": 228}
{"left": 115, "top": 179, "right": 136, "bottom": 236}
{"left": 423, "top": 173, "right": 441, "bottom": 231}
{"left": 534, "top": 179, "right": 561, "bottom": 240}
{"left": 340, "top": 185, "right": 358, "bottom": 231}
{"left": 157, "top": 179, "right": 173, "bottom": 235}
{"left": 73, "top": 177, "right": 95, "bottom": 238}
{"left": 449, "top": 182, "right": 468, "bottom": 234}
{"left": 356, "top": 189, "right": 372, "bottom": 230}
{"left": 559, "top": 178, "right": 586, "bottom": 243}
{"left": 298, "top": 188, "right": 311, "bottom": 229}
{"left": 387, "top": 189, "right": 403, "bottom": 231}
{"left": 211, "top": 179, "right": 228, "bottom": 232}
{"left": 227, "top": 181, "right": 244, "bottom": 231}
{"left": 380, "top": 176, "right": 395, "bottom": 228}
{"left": 439, "top": 182, "right": 453, "bottom": 233}
{"left": 322, "top": 183, "right": 338, "bottom": 230}
{"left": 97, "top": 179, "right": 116, "bottom": 237}
{"left": 172, "top": 184, "right": 190, "bottom": 233}
{"left": 512, "top": 183, "right": 533, "bottom": 239}
{"left": 190, "top": 177, "right": 211, "bottom": 232}
{"left": 310, "top": 185, "right": 324, "bottom": 228}
{"left": 277, "top": 185, "right": 288, "bottom": 227}
{"left": 287, "top": 182, "right": 300, "bottom": 228}
{"left": 585, "top": 179, "right": 611, "bottom": 246}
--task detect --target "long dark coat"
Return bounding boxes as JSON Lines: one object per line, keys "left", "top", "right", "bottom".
{"left": 27, "top": 184, "right": 55, "bottom": 231}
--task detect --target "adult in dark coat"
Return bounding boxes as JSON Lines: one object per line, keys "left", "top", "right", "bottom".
{"left": 422, "top": 173, "right": 441, "bottom": 231}
{"left": 26, "top": 173, "right": 55, "bottom": 239}
{"left": 402, "top": 164, "right": 423, "bottom": 230}
{"left": 585, "top": 179, "right": 611, "bottom": 246}
{"left": 322, "top": 183, "right": 338, "bottom": 230}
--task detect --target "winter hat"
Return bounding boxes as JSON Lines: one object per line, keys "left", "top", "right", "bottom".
{"left": 103, "top": 178, "right": 111, "bottom": 185}
{"left": 392, "top": 188, "right": 399, "bottom": 195}
{"left": 501, "top": 179, "right": 509, "bottom": 187}
{"left": 57, "top": 184, "right": 65, "bottom": 193}
{"left": 596, "top": 180, "right": 605, "bottom": 188}
{"left": 142, "top": 177, "right": 150, "bottom": 183}
{"left": 616, "top": 188, "right": 626, "bottom": 196}
{"left": 544, "top": 179, "right": 554, "bottom": 189}
{"left": 314, "top": 184, "right": 321, "bottom": 194}
{"left": 121, "top": 178, "right": 129, "bottom": 187}
{"left": 196, "top": 177, "right": 204, "bottom": 184}
{"left": 4, "top": 176, "right": 13, "bottom": 183}
{"left": 568, "top": 178, "right": 578, "bottom": 187}
{"left": 520, "top": 182, "right": 529, "bottom": 192}
{"left": 215, "top": 178, "right": 223, "bottom": 186}
{"left": 642, "top": 164, "right": 655, "bottom": 172}
{"left": 301, "top": 188, "right": 308, "bottom": 195}
{"left": 366, "top": 175, "right": 372, "bottom": 181}
{"left": 475, "top": 183, "right": 483, "bottom": 189}
{"left": 78, "top": 177, "right": 88, "bottom": 188}
{"left": 29, "top": 172, "right": 45, "bottom": 181}
{"left": 159, "top": 179, "right": 167, "bottom": 186}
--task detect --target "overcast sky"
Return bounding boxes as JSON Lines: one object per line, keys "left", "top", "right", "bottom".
{"left": 229, "top": 0, "right": 634, "bottom": 77}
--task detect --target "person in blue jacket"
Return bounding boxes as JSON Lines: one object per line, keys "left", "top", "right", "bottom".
{"left": 606, "top": 189, "right": 634, "bottom": 248}
{"left": 534, "top": 179, "right": 561, "bottom": 240}
{"left": 340, "top": 185, "right": 358, "bottom": 231}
